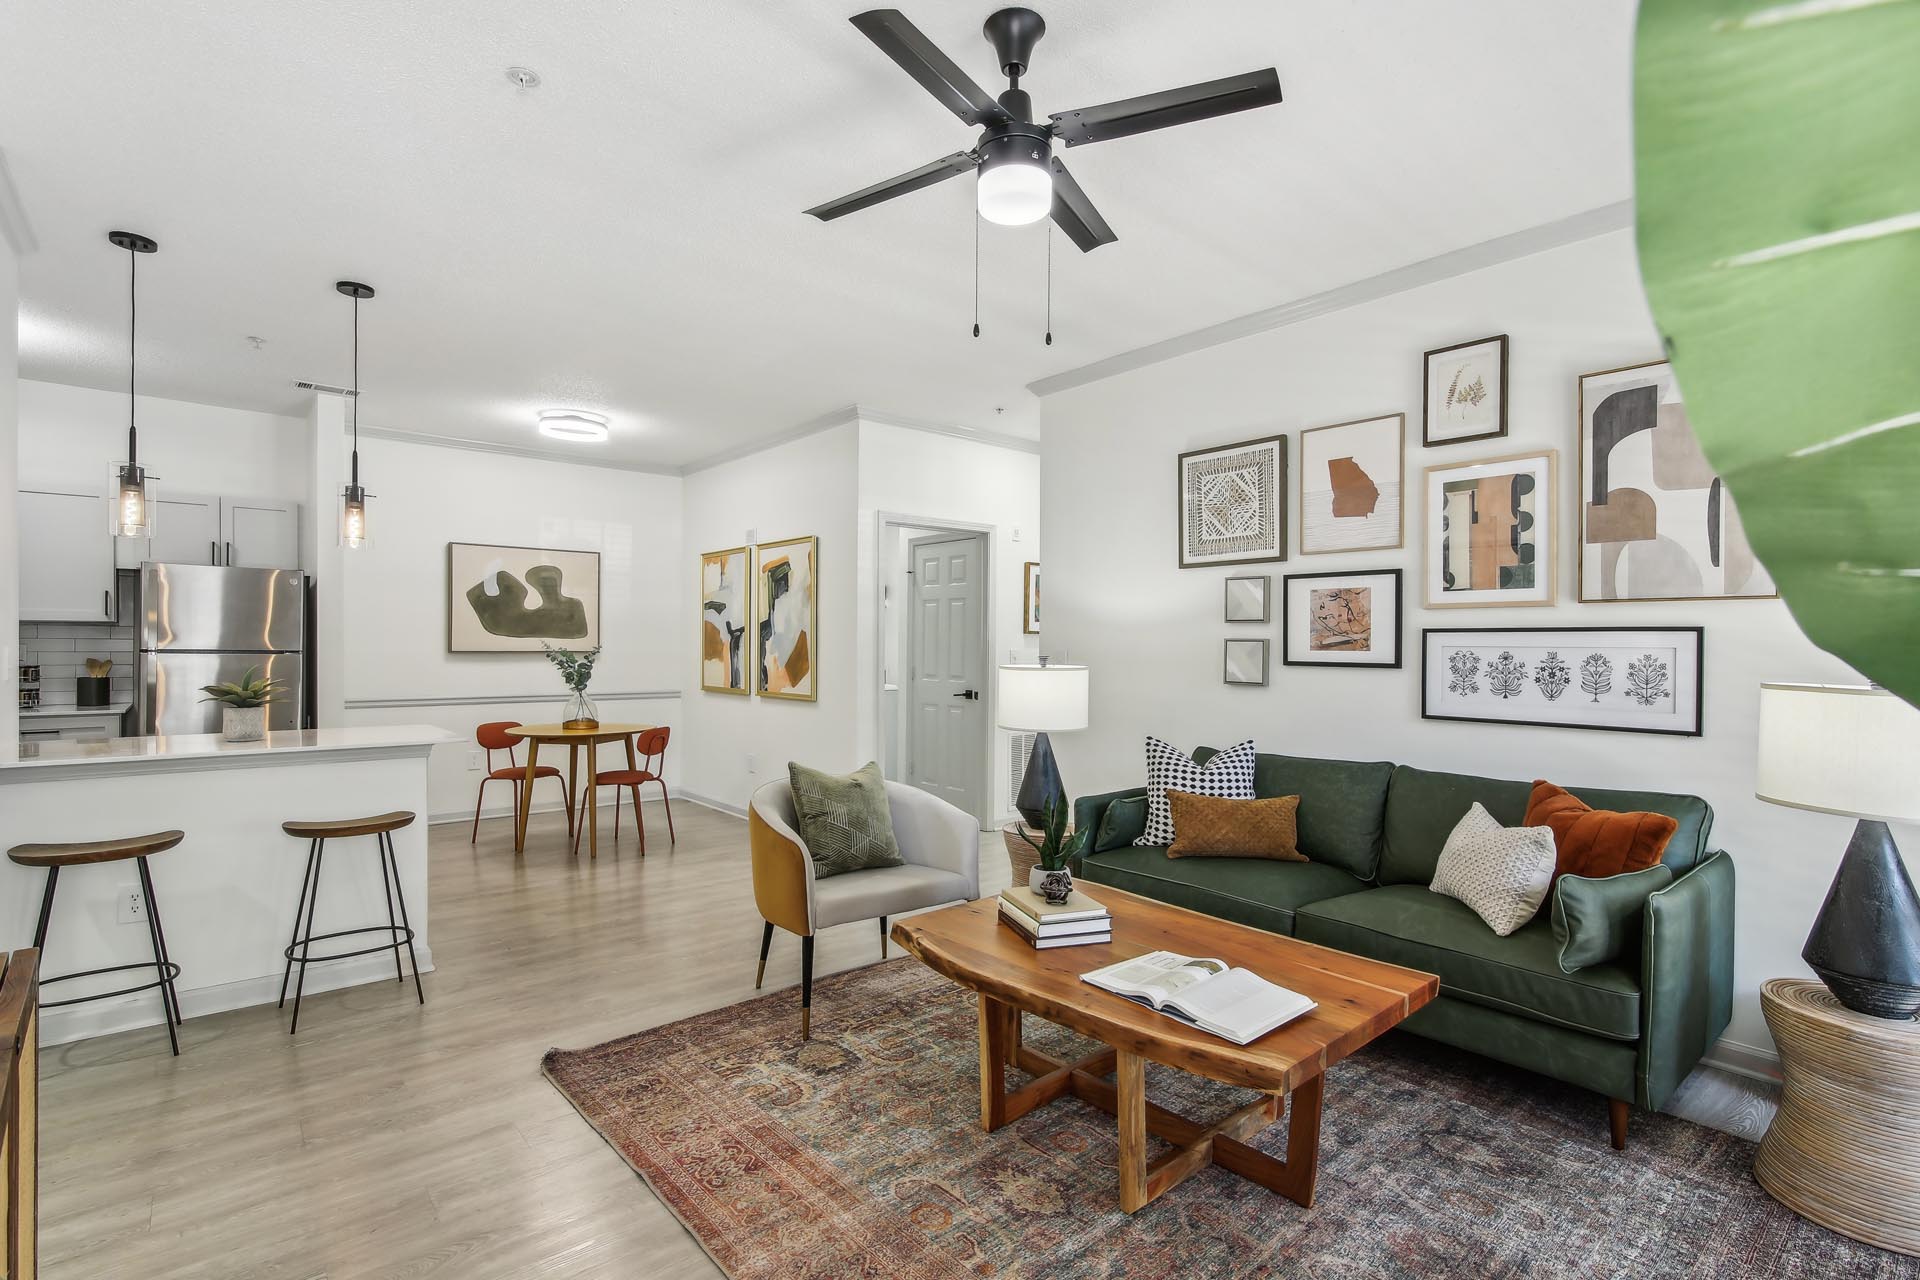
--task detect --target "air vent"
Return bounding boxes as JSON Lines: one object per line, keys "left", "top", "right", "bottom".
{"left": 1009, "top": 731, "right": 1036, "bottom": 801}
{"left": 293, "top": 380, "right": 357, "bottom": 396}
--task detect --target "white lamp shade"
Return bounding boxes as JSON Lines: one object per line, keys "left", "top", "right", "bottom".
{"left": 997, "top": 664, "right": 1088, "bottom": 732}
{"left": 977, "top": 161, "right": 1052, "bottom": 226}
{"left": 1756, "top": 683, "right": 1920, "bottom": 823}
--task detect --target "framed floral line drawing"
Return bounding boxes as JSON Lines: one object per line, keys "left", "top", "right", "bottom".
{"left": 1420, "top": 626, "right": 1704, "bottom": 736}
{"left": 1423, "top": 334, "right": 1508, "bottom": 446}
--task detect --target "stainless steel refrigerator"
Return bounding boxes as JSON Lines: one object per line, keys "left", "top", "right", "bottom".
{"left": 137, "top": 563, "right": 310, "bottom": 736}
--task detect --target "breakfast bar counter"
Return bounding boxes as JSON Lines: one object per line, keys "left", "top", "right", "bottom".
{"left": 0, "top": 725, "right": 458, "bottom": 1045}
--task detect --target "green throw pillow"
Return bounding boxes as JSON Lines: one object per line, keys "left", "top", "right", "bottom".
{"left": 787, "top": 761, "right": 903, "bottom": 879}
{"left": 1094, "top": 795, "right": 1148, "bottom": 851}
{"left": 1551, "top": 864, "right": 1674, "bottom": 972}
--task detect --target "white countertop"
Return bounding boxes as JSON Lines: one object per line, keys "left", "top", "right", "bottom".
{"left": 0, "top": 724, "right": 460, "bottom": 776}
{"left": 19, "top": 701, "right": 134, "bottom": 720}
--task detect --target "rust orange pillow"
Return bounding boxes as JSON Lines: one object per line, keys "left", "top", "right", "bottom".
{"left": 1524, "top": 780, "right": 1677, "bottom": 881}
{"left": 1165, "top": 791, "right": 1305, "bottom": 861}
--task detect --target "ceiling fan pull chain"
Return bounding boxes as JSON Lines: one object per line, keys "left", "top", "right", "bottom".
{"left": 972, "top": 213, "right": 981, "bottom": 338}
{"left": 1045, "top": 222, "right": 1053, "bottom": 346}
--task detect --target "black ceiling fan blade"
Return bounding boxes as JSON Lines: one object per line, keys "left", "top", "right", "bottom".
{"left": 1049, "top": 67, "right": 1282, "bottom": 147}
{"left": 850, "top": 10, "right": 1010, "bottom": 127}
{"left": 804, "top": 151, "right": 979, "bottom": 221}
{"left": 1049, "top": 159, "right": 1116, "bottom": 252}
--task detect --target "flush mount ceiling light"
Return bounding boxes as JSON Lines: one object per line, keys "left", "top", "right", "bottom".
{"left": 537, "top": 409, "right": 609, "bottom": 442}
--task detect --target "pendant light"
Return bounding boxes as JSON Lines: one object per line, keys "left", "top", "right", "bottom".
{"left": 336, "top": 280, "right": 375, "bottom": 548}
{"left": 108, "top": 230, "right": 159, "bottom": 538}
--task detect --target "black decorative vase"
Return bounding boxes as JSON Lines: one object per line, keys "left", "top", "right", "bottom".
{"left": 1016, "top": 731, "right": 1064, "bottom": 829}
{"left": 1802, "top": 819, "right": 1920, "bottom": 1019}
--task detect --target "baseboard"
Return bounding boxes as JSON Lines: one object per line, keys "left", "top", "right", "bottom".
{"left": 676, "top": 790, "right": 749, "bottom": 819}
{"left": 1701, "top": 1036, "right": 1782, "bottom": 1084}
{"left": 39, "top": 945, "right": 436, "bottom": 1047}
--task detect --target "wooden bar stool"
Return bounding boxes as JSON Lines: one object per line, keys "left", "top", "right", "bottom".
{"left": 7, "top": 830, "right": 186, "bottom": 1056}
{"left": 278, "top": 811, "right": 424, "bottom": 1034}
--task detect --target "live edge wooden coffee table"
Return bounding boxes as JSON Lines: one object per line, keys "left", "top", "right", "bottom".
{"left": 891, "top": 886, "right": 1438, "bottom": 1213}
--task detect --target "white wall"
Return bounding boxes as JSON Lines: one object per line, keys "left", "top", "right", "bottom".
{"left": 338, "top": 433, "right": 685, "bottom": 821}
{"left": 1039, "top": 228, "right": 1901, "bottom": 1060}
{"left": 678, "top": 423, "right": 859, "bottom": 811}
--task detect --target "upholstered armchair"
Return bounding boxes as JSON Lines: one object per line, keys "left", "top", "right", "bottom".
{"left": 749, "top": 778, "right": 980, "bottom": 1038}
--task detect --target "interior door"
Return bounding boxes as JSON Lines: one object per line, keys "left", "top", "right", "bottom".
{"left": 906, "top": 532, "right": 987, "bottom": 819}
{"left": 221, "top": 498, "right": 301, "bottom": 569}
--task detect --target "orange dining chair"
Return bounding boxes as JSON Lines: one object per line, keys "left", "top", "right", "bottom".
{"left": 471, "top": 720, "right": 575, "bottom": 843}
{"left": 574, "top": 726, "right": 675, "bottom": 855}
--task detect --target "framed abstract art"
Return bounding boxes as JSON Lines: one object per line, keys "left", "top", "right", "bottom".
{"left": 1282, "top": 569, "right": 1402, "bottom": 668}
{"left": 699, "top": 545, "right": 752, "bottom": 695}
{"left": 1224, "top": 575, "right": 1270, "bottom": 623}
{"left": 1023, "top": 561, "right": 1041, "bottom": 634}
{"left": 1299, "top": 413, "right": 1404, "bottom": 554}
{"left": 1578, "top": 360, "right": 1776, "bottom": 602}
{"left": 1423, "top": 334, "right": 1509, "bottom": 446}
{"left": 755, "top": 535, "right": 817, "bottom": 701}
{"left": 1178, "top": 434, "right": 1288, "bottom": 567}
{"left": 447, "top": 542, "right": 600, "bottom": 653}
{"left": 1422, "top": 449, "right": 1557, "bottom": 609}
{"left": 1421, "top": 626, "right": 1704, "bottom": 736}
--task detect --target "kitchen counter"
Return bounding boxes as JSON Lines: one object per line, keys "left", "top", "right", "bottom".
{"left": 0, "top": 724, "right": 459, "bottom": 1045}
{"left": 18, "top": 700, "right": 134, "bottom": 719}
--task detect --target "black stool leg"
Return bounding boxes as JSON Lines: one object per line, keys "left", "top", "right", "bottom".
{"left": 135, "top": 857, "right": 180, "bottom": 1056}
{"left": 31, "top": 866, "right": 59, "bottom": 950}
{"left": 279, "top": 839, "right": 318, "bottom": 1009}
{"left": 377, "top": 832, "right": 405, "bottom": 985}
{"left": 383, "top": 832, "right": 425, "bottom": 1006}
{"left": 290, "top": 839, "right": 328, "bottom": 1034}
{"left": 138, "top": 855, "right": 184, "bottom": 1029}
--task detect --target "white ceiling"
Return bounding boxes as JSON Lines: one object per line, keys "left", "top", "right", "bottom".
{"left": 1, "top": 1, "right": 1634, "bottom": 468}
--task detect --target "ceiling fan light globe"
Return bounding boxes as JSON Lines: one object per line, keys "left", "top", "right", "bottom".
{"left": 977, "top": 160, "right": 1052, "bottom": 226}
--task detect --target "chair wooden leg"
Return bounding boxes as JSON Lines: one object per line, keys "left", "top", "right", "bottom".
{"left": 470, "top": 776, "right": 491, "bottom": 844}
{"left": 572, "top": 786, "right": 589, "bottom": 857}
{"left": 633, "top": 787, "right": 646, "bottom": 855}
{"left": 800, "top": 934, "right": 815, "bottom": 1040}
{"left": 756, "top": 921, "right": 774, "bottom": 989}
{"left": 559, "top": 773, "right": 576, "bottom": 836}
{"left": 613, "top": 785, "right": 621, "bottom": 839}
{"left": 1608, "top": 1097, "right": 1630, "bottom": 1151}
{"left": 657, "top": 780, "right": 676, "bottom": 843}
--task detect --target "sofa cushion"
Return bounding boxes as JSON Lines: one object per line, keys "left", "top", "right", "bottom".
{"left": 1378, "top": 764, "right": 1714, "bottom": 886}
{"left": 1193, "top": 748, "right": 1393, "bottom": 880}
{"left": 1166, "top": 792, "right": 1303, "bottom": 861}
{"left": 1079, "top": 845, "right": 1366, "bottom": 937}
{"left": 1526, "top": 780, "right": 1678, "bottom": 882}
{"left": 1093, "top": 795, "right": 1148, "bottom": 851}
{"left": 1294, "top": 884, "right": 1642, "bottom": 1041}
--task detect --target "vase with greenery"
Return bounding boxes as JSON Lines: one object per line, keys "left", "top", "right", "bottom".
{"left": 200, "top": 667, "right": 282, "bottom": 743}
{"left": 1017, "top": 795, "right": 1085, "bottom": 904}
{"left": 543, "top": 644, "right": 602, "bottom": 730}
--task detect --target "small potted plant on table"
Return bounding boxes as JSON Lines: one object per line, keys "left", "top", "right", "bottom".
{"left": 543, "top": 644, "right": 602, "bottom": 730}
{"left": 200, "top": 667, "right": 282, "bottom": 742}
{"left": 1016, "top": 796, "right": 1085, "bottom": 904}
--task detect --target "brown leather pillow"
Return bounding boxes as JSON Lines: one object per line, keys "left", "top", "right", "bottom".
{"left": 1165, "top": 791, "right": 1305, "bottom": 861}
{"left": 1524, "top": 780, "right": 1677, "bottom": 882}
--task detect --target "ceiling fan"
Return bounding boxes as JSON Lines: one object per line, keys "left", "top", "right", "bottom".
{"left": 804, "top": 7, "right": 1283, "bottom": 251}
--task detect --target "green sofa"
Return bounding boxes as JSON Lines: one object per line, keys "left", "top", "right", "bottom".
{"left": 1071, "top": 747, "right": 1735, "bottom": 1147}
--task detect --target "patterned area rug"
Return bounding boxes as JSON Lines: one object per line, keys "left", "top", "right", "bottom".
{"left": 542, "top": 959, "right": 1916, "bottom": 1279}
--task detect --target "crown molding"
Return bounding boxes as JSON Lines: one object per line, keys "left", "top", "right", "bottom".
{"left": 856, "top": 408, "right": 1040, "bottom": 455}
{"left": 0, "top": 149, "right": 38, "bottom": 256}
{"left": 678, "top": 406, "right": 860, "bottom": 475}
{"left": 1027, "top": 200, "right": 1636, "bottom": 399}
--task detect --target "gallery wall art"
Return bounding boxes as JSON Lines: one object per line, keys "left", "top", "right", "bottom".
{"left": 1283, "top": 569, "right": 1402, "bottom": 668}
{"left": 1578, "top": 360, "right": 1777, "bottom": 602}
{"left": 755, "top": 535, "right": 817, "bottom": 701}
{"left": 1422, "top": 450, "right": 1558, "bottom": 609}
{"left": 1421, "top": 626, "right": 1703, "bottom": 736}
{"left": 1023, "top": 561, "right": 1041, "bottom": 634}
{"left": 700, "top": 546, "right": 752, "bottom": 695}
{"left": 1224, "top": 575, "right": 1270, "bottom": 623}
{"left": 1299, "top": 413, "right": 1404, "bottom": 554}
{"left": 1223, "top": 637, "right": 1269, "bottom": 686}
{"left": 1178, "top": 434, "right": 1288, "bottom": 567}
{"left": 1423, "top": 334, "right": 1509, "bottom": 446}
{"left": 447, "top": 542, "right": 600, "bottom": 653}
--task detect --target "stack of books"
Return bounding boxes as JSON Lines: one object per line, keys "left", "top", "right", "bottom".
{"left": 998, "top": 885, "right": 1113, "bottom": 949}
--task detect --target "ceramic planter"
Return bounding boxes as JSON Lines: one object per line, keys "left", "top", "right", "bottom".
{"left": 223, "top": 704, "right": 268, "bottom": 743}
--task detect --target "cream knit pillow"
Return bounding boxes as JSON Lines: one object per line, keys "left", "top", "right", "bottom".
{"left": 1429, "top": 803, "right": 1557, "bottom": 936}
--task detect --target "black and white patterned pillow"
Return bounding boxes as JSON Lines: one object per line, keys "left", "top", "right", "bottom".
{"left": 1136, "top": 737, "right": 1258, "bottom": 847}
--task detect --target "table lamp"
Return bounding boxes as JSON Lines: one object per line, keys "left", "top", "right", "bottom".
{"left": 998, "top": 659, "right": 1089, "bottom": 829}
{"left": 1756, "top": 682, "right": 1920, "bottom": 1018}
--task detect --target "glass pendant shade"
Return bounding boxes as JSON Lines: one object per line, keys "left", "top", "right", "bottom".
{"left": 977, "top": 160, "right": 1052, "bottom": 226}
{"left": 340, "top": 484, "right": 370, "bottom": 549}
{"left": 112, "top": 462, "right": 152, "bottom": 539}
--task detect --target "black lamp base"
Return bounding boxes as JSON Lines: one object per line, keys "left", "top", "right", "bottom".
{"left": 1803, "top": 819, "right": 1920, "bottom": 1020}
{"left": 1016, "top": 731, "right": 1065, "bottom": 829}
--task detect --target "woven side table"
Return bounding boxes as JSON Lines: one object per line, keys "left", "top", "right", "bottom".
{"left": 1001, "top": 822, "right": 1075, "bottom": 888}
{"left": 1754, "top": 977, "right": 1920, "bottom": 1256}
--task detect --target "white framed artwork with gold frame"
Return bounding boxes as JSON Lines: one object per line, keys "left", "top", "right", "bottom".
{"left": 1422, "top": 449, "right": 1557, "bottom": 609}
{"left": 755, "top": 535, "right": 818, "bottom": 701}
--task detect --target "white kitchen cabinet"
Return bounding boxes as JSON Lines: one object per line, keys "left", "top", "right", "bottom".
{"left": 19, "top": 487, "right": 119, "bottom": 622}
{"left": 106, "top": 491, "right": 300, "bottom": 570}
{"left": 115, "top": 491, "right": 222, "bottom": 568}
{"left": 221, "top": 497, "right": 300, "bottom": 569}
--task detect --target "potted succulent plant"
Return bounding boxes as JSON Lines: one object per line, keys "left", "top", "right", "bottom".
{"left": 1017, "top": 795, "right": 1085, "bottom": 904}
{"left": 543, "top": 644, "right": 602, "bottom": 730}
{"left": 200, "top": 667, "right": 282, "bottom": 742}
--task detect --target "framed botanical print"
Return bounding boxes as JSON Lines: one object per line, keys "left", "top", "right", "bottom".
{"left": 1178, "top": 434, "right": 1288, "bottom": 567}
{"left": 1423, "top": 334, "right": 1509, "bottom": 446}
{"left": 1224, "top": 575, "right": 1270, "bottom": 623}
{"left": 447, "top": 542, "right": 600, "bottom": 653}
{"left": 1299, "top": 413, "right": 1404, "bottom": 554}
{"left": 1282, "top": 569, "right": 1402, "bottom": 668}
{"left": 1223, "top": 637, "right": 1269, "bottom": 686}
{"left": 700, "top": 546, "right": 751, "bottom": 695}
{"left": 1421, "top": 626, "right": 1704, "bottom": 736}
{"left": 1578, "top": 360, "right": 1776, "bottom": 602}
{"left": 755, "top": 535, "right": 817, "bottom": 701}
{"left": 1422, "top": 449, "right": 1557, "bottom": 608}
{"left": 1023, "top": 561, "right": 1041, "bottom": 634}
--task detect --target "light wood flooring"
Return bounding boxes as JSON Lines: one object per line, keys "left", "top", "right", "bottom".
{"left": 34, "top": 801, "right": 1775, "bottom": 1278}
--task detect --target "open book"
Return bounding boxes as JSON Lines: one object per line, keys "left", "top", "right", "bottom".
{"left": 1081, "top": 951, "right": 1317, "bottom": 1046}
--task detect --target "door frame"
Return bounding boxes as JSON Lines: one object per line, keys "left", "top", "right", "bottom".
{"left": 872, "top": 512, "right": 997, "bottom": 826}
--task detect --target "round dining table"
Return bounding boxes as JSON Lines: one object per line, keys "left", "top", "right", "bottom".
{"left": 504, "top": 723, "right": 656, "bottom": 858}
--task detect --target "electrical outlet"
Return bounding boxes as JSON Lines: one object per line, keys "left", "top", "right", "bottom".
{"left": 468, "top": 749, "right": 484, "bottom": 771}
{"left": 117, "top": 885, "right": 146, "bottom": 925}
{"left": 746, "top": 752, "right": 758, "bottom": 774}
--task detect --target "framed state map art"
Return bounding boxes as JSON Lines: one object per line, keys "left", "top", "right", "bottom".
{"left": 1178, "top": 434, "right": 1287, "bottom": 567}
{"left": 1578, "top": 360, "right": 1776, "bottom": 602}
{"left": 1299, "top": 413, "right": 1404, "bottom": 554}
{"left": 1421, "top": 626, "right": 1703, "bottom": 736}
